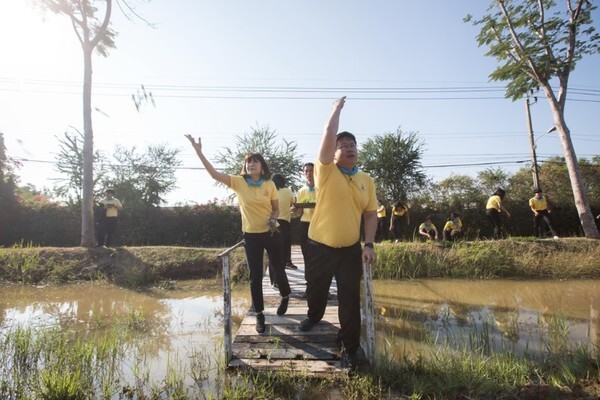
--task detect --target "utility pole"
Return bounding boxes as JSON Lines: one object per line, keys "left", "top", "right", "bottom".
{"left": 525, "top": 91, "right": 540, "bottom": 191}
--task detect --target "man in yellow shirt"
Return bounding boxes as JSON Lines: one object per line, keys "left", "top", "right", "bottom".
{"left": 97, "top": 188, "right": 123, "bottom": 247}
{"left": 299, "top": 97, "right": 377, "bottom": 372}
{"left": 293, "top": 162, "right": 317, "bottom": 263}
{"left": 529, "top": 188, "right": 559, "bottom": 239}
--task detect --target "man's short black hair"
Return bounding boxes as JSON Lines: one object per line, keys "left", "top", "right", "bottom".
{"left": 336, "top": 131, "right": 356, "bottom": 143}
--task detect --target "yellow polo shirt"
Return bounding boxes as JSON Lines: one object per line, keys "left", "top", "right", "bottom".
{"left": 277, "top": 187, "right": 294, "bottom": 222}
{"left": 529, "top": 196, "right": 548, "bottom": 211}
{"left": 392, "top": 205, "right": 408, "bottom": 217}
{"left": 100, "top": 198, "right": 122, "bottom": 218}
{"left": 443, "top": 219, "right": 462, "bottom": 232}
{"left": 308, "top": 161, "right": 377, "bottom": 248}
{"left": 296, "top": 185, "right": 317, "bottom": 223}
{"left": 377, "top": 204, "right": 386, "bottom": 218}
{"left": 230, "top": 175, "right": 278, "bottom": 233}
{"left": 486, "top": 195, "right": 502, "bottom": 211}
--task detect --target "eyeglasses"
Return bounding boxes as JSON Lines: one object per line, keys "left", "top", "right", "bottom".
{"left": 336, "top": 143, "right": 357, "bottom": 150}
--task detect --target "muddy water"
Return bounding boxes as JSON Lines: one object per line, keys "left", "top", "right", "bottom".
{"left": 373, "top": 279, "right": 600, "bottom": 360}
{"left": 1, "top": 279, "right": 599, "bottom": 392}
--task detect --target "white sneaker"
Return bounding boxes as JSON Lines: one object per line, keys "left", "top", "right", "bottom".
{"left": 553, "top": 236, "right": 559, "bottom": 239}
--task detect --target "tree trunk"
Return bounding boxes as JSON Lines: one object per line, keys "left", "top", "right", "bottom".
{"left": 548, "top": 99, "right": 600, "bottom": 238}
{"left": 80, "top": 46, "right": 96, "bottom": 247}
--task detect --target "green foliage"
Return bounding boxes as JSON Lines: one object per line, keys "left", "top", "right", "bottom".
{"left": 53, "top": 128, "right": 107, "bottom": 206}
{"left": 465, "top": 0, "right": 600, "bottom": 100}
{"left": 359, "top": 127, "right": 427, "bottom": 202}
{"left": 213, "top": 125, "right": 304, "bottom": 192}
{"left": 104, "top": 142, "right": 182, "bottom": 207}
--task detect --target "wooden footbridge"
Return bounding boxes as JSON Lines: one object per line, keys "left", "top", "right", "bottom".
{"left": 219, "top": 244, "right": 376, "bottom": 377}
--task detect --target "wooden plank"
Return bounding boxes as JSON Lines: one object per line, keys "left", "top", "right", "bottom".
{"left": 228, "top": 246, "right": 350, "bottom": 376}
{"left": 228, "top": 358, "right": 345, "bottom": 377}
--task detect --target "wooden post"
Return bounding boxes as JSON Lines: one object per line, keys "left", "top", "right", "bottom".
{"left": 221, "top": 252, "right": 232, "bottom": 363}
{"left": 219, "top": 240, "right": 245, "bottom": 364}
{"left": 362, "top": 262, "right": 376, "bottom": 366}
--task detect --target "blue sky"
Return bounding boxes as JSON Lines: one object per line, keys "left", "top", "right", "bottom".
{"left": 1, "top": 0, "right": 599, "bottom": 205}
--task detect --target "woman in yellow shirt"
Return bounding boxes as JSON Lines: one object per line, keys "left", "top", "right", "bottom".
{"left": 185, "top": 135, "right": 291, "bottom": 334}
{"left": 486, "top": 188, "right": 511, "bottom": 239}
{"left": 389, "top": 200, "right": 410, "bottom": 242}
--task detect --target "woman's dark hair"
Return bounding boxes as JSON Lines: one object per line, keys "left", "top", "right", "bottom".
{"left": 272, "top": 174, "right": 286, "bottom": 189}
{"left": 493, "top": 188, "right": 506, "bottom": 199}
{"left": 240, "top": 153, "right": 272, "bottom": 180}
{"left": 393, "top": 200, "right": 406, "bottom": 208}
{"left": 450, "top": 212, "right": 460, "bottom": 220}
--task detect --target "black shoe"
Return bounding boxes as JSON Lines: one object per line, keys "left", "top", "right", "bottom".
{"left": 255, "top": 313, "right": 266, "bottom": 334}
{"left": 277, "top": 296, "right": 289, "bottom": 316}
{"left": 299, "top": 318, "right": 315, "bottom": 332}
{"left": 340, "top": 349, "right": 359, "bottom": 373}
{"left": 285, "top": 263, "right": 298, "bottom": 270}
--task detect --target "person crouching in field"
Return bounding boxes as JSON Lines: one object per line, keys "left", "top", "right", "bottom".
{"left": 443, "top": 212, "right": 463, "bottom": 242}
{"left": 529, "top": 188, "right": 559, "bottom": 239}
{"left": 418, "top": 216, "right": 438, "bottom": 241}
{"left": 185, "top": 135, "right": 291, "bottom": 334}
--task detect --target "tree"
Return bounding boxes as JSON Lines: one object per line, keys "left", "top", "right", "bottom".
{"left": 477, "top": 167, "right": 510, "bottom": 196}
{"left": 213, "top": 125, "right": 304, "bottom": 193}
{"left": 36, "top": 0, "right": 117, "bottom": 246}
{"left": 359, "top": 128, "right": 427, "bottom": 202}
{"left": 466, "top": 0, "right": 600, "bottom": 238}
{"left": 106, "top": 143, "right": 181, "bottom": 207}
{"left": 433, "top": 174, "right": 483, "bottom": 210}
{"left": 53, "top": 127, "right": 107, "bottom": 206}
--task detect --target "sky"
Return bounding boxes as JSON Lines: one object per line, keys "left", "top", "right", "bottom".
{"left": 1, "top": 0, "right": 599, "bottom": 206}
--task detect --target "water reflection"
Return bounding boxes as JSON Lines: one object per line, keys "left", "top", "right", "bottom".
{"left": 373, "top": 279, "right": 600, "bottom": 360}
{"left": 1, "top": 279, "right": 599, "bottom": 394}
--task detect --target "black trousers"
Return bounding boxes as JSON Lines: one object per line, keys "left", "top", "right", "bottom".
{"left": 376, "top": 217, "right": 388, "bottom": 241}
{"left": 391, "top": 215, "right": 406, "bottom": 241}
{"left": 486, "top": 209, "right": 505, "bottom": 239}
{"left": 243, "top": 232, "right": 291, "bottom": 313}
{"left": 299, "top": 221, "right": 310, "bottom": 261}
{"left": 305, "top": 239, "right": 362, "bottom": 354}
{"left": 97, "top": 217, "right": 118, "bottom": 246}
{"left": 533, "top": 209, "right": 558, "bottom": 238}
{"left": 278, "top": 219, "right": 292, "bottom": 264}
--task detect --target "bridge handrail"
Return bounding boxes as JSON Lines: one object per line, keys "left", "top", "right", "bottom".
{"left": 218, "top": 240, "right": 245, "bottom": 362}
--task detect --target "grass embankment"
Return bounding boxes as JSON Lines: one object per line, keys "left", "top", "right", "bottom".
{"left": 1, "top": 238, "right": 599, "bottom": 286}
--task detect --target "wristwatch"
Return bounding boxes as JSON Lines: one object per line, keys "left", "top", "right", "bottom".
{"left": 364, "top": 242, "right": 374, "bottom": 249}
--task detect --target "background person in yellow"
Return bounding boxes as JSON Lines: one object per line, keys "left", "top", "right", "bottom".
{"left": 376, "top": 199, "right": 388, "bottom": 242}
{"left": 185, "top": 135, "right": 291, "bottom": 334}
{"left": 389, "top": 200, "right": 410, "bottom": 242}
{"left": 272, "top": 174, "right": 297, "bottom": 272}
{"left": 418, "top": 215, "right": 438, "bottom": 241}
{"left": 97, "top": 188, "right": 123, "bottom": 247}
{"left": 298, "top": 96, "right": 377, "bottom": 372}
{"left": 292, "top": 162, "right": 317, "bottom": 262}
{"left": 486, "top": 188, "right": 511, "bottom": 239}
{"left": 529, "top": 188, "right": 559, "bottom": 239}
{"left": 443, "top": 212, "right": 463, "bottom": 242}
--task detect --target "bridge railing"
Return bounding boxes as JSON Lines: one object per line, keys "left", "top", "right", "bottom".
{"left": 218, "top": 240, "right": 245, "bottom": 363}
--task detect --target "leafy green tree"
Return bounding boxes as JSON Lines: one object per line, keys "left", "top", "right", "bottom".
{"left": 477, "top": 167, "right": 510, "bottom": 196}
{"left": 433, "top": 174, "right": 484, "bottom": 210}
{"left": 53, "top": 128, "right": 107, "bottom": 206}
{"left": 213, "top": 125, "right": 303, "bottom": 192}
{"left": 359, "top": 128, "right": 427, "bottom": 202}
{"left": 466, "top": 0, "right": 600, "bottom": 238}
{"left": 103, "top": 143, "right": 181, "bottom": 207}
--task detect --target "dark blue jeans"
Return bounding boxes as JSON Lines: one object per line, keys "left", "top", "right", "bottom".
{"left": 305, "top": 239, "right": 362, "bottom": 354}
{"left": 243, "top": 232, "right": 291, "bottom": 313}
